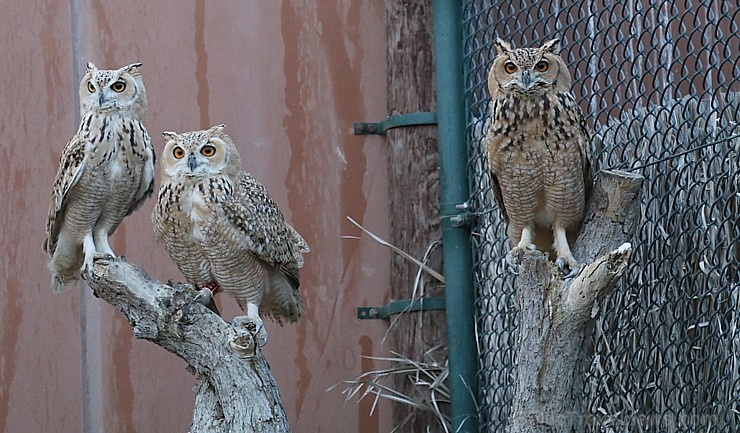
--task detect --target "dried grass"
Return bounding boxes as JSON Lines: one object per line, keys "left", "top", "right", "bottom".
{"left": 336, "top": 219, "right": 451, "bottom": 432}
{"left": 330, "top": 348, "right": 451, "bottom": 433}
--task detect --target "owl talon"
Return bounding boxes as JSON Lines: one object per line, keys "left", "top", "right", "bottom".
{"left": 192, "top": 288, "right": 213, "bottom": 306}
{"left": 232, "top": 315, "right": 268, "bottom": 347}
{"left": 229, "top": 335, "right": 256, "bottom": 358}
{"left": 189, "top": 284, "right": 221, "bottom": 314}
{"left": 506, "top": 244, "right": 533, "bottom": 273}
{"left": 556, "top": 257, "right": 581, "bottom": 279}
{"left": 81, "top": 257, "right": 96, "bottom": 277}
{"left": 85, "top": 253, "right": 114, "bottom": 275}
{"left": 256, "top": 323, "right": 268, "bottom": 347}
{"left": 94, "top": 252, "right": 115, "bottom": 262}
{"left": 229, "top": 325, "right": 256, "bottom": 358}
{"left": 505, "top": 253, "right": 520, "bottom": 273}
{"left": 187, "top": 288, "right": 221, "bottom": 315}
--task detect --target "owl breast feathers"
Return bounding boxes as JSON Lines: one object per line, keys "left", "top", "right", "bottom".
{"left": 486, "top": 38, "right": 592, "bottom": 277}
{"left": 44, "top": 62, "right": 154, "bottom": 292}
{"left": 152, "top": 125, "right": 309, "bottom": 342}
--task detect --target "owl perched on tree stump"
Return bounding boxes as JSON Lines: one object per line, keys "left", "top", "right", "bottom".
{"left": 44, "top": 63, "right": 154, "bottom": 292}
{"left": 152, "top": 125, "right": 309, "bottom": 345}
{"left": 486, "top": 38, "right": 592, "bottom": 277}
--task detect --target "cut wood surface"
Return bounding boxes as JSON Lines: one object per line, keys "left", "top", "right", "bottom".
{"left": 86, "top": 257, "right": 291, "bottom": 433}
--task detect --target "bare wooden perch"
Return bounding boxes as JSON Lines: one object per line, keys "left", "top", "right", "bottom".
{"left": 85, "top": 257, "right": 292, "bottom": 433}
{"left": 506, "top": 169, "right": 643, "bottom": 433}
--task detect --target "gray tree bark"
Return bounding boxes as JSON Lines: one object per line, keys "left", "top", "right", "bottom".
{"left": 85, "top": 257, "right": 291, "bottom": 433}
{"left": 506, "top": 170, "right": 643, "bottom": 433}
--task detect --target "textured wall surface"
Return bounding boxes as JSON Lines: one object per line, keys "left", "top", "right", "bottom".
{"left": 0, "top": 1, "right": 391, "bottom": 432}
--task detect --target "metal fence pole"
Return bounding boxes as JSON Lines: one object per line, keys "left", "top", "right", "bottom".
{"left": 432, "top": 0, "right": 479, "bottom": 431}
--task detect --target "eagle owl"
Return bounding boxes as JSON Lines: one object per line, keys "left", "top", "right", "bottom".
{"left": 44, "top": 62, "right": 155, "bottom": 292}
{"left": 152, "top": 125, "right": 309, "bottom": 344}
{"left": 486, "top": 39, "right": 591, "bottom": 277}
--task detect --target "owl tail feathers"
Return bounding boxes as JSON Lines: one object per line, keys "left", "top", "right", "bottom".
{"left": 276, "top": 294, "right": 303, "bottom": 324}
{"left": 264, "top": 272, "right": 304, "bottom": 325}
{"left": 47, "top": 240, "right": 85, "bottom": 293}
{"left": 264, "top": 296, "right": 303, "bottom": 325}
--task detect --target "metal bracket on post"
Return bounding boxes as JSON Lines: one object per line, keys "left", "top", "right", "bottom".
{"left": 357, "top": 297, "right": 446, "bottom": 320}
{"left": 442, "top": 201, "right": 474, "bottom": 228}
{"left": 353, "top": 111, "right": 437, "bottom": 135}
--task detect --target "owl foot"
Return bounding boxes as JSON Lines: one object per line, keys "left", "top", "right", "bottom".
{"left": 555, "top": 256, "right": 582, "bottom": 279}
{"left": 230, "top": 317, "right": 257, "bottom": 358}
{"left": 229, "top": 331, "right": 256, "bottom": 358}
{"left": 189, "top": 285, "right": 221, "bottom": 315}
{"left": 81, "top": 234, "right": 97, "bottom": 276}
{"left": 232, "top": 314, "right": 268, "bottom": 348}
{"left": 553, "top": 225, "right": 581, "bottom": 278}
{"left": 192, "top": 287, "right": 213, "bottom": 305}
{"left": 93, "top": 231, "right": 115, "bottom": 258}
{"left": 81, "top": 260, "right": 93, "bottom": 277}
{"left": 81, "top": 252, "right": 115, "bottom": 278}
{"left": 505, "top": 244, "right": 536, "bottom": 273}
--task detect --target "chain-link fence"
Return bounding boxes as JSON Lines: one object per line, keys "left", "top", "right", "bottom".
{"left": 462, "top": 1, "right": 739, "bottom": 432}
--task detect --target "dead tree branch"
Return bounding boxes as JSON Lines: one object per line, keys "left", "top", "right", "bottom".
{"left": 85, "top": 257, "right": 292, "bottom": 433}
{"left": 506, "top": 170, "right": 643, "bottom": 433}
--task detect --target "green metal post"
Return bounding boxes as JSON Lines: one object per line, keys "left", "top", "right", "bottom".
{"left": 432, "top": 1, "right": 479, "bottom": 431}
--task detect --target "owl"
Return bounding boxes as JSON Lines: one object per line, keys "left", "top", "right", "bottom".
{"left": 152, "top": 125, "right": 309, "bottom": 344}
{"left": 44, "top": 62, "right": 155, "bottom": 292}
{"left": 486, "top": 38, "right": 592, "bottom": 277}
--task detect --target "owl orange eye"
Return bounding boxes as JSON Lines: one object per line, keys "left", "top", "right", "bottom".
{"left": 535, "top": 60, "right": 550, "bottom": 72}
{"left": 504, "top": 62, "right": 518, "bottom": 74}
{"left": 173, "top": 147, "right": 185, "bottom": 159}
{"left": 200, "top": 145, "right": 216, "bottom": 157}
{"left": 111, "top": 81, "right": 126, "bottom": 92}
{"left": 86, "top": 81, "right": 95, "bottom": 93}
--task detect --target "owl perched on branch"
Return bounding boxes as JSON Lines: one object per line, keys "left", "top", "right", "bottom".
{"left": 152, "top": 125, "right": 309, "bottom": 345}
{"left": 44, "top": 62, "right": 154, "bottom": 292}
{"left": 486, "top": 39, "right": 592, "bottom": 277}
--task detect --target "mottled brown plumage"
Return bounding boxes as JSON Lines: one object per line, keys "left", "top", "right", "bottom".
{"left": 152, "top": 125, "right": 308, "bottom": 344}
{"left": 486, "top": 39, "right": 591, "bottom": 276}
{"left": 44, "top": 62, "right": 154, "bottom": 292}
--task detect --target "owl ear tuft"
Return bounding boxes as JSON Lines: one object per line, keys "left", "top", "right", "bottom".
{"left": 162, "top": 131, "right": 179, "bottom": 142}
{"left": 208, "top": 124, "right": 226, "bottom": 136}
{"left": 121, "top": 63, "right": 143, "bottom": 76}
{"left": 86, "top": 62, "right": 97, "bottom": 74}
{"left": 541, "top": 39, "right": 561, "bottom": 54}
{"left": 494, "top": 38, "right": 513, "bottom": 55}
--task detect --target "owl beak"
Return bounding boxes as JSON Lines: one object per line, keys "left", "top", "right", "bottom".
{"left": 521, "top": 70, "right": 533, "bottom": 89}
{"left": 188, "top": 153, "right": 198, "bottom": 172}
{"left": 98, "top": 92, "right": 106, "bottom": 106}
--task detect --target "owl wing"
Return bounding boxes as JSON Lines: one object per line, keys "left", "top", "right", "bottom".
{"left": 221, "top": 172, "right": 309, "bottom": 286}
{"left": 124, "top": 123, "right": 155, "bottom": 217}
{"left": 44, "top": 134, "right": 87, "bottom": 255}
{"left": 151, "top": 181, "right": 176, "bottom": 245}
{"left": 486, "top": 97, "right": 510, "bottom": 224}
{"left": 489, "top": 171, "right": 509, "bottom": 223}
{"left": 566, "top": 92, "right": 593, "bottom": 199}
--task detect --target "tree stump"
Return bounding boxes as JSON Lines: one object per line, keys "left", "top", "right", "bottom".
{"left": 506, "top": 170, "right": 643, "bottom": 433}
{"left": 85, "top": 257, "right": 292, "bottom": 433}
